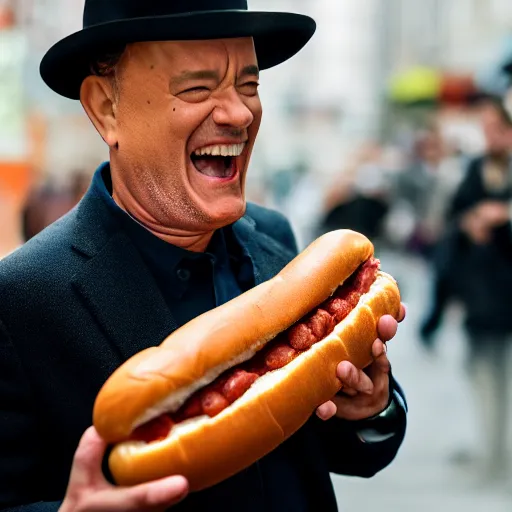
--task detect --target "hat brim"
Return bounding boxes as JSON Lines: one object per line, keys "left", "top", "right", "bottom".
{"left": 40, "top": 10, "right": 316, "bottom": 100}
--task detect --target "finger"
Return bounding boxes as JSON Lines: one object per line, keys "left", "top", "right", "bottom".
{"left": 365, "top": 369, "right": 390, "bottom": 412}
{"left": 336, "top": 361, "right": 374, "bottom": 394}
{"left": 92, "top": 476, "right": 189, "bottom": 512}
{"left": 373, "top": 352, "right": 391, "bottom": 375}
{"left": 371, "top": 340, "right": 392, "bottom": 373}
{"left": 371, "top": 339, "right": 386, "bottom": 359}
{"left": 368, "top": 353, "right": 391, "bottom": 382}
{"left": 377, "top": 315, "right": 398, "bottom": 342}
{"left": 367, "top": 353, "right": 391, "bottom": 403}
{"left": 316, "top": 400, "right": 337, "bottom": 421}
{"left": 331, "top": 394, "right": 375, "bottom": 422}
{"left": 69, "top": 427, "right": 109, "bottom": 487}
{"left": 398, "top": 304, "right": 407, "bottom": 322}
{"left": 339, "top": 386, "right": 358, "bottom": 397}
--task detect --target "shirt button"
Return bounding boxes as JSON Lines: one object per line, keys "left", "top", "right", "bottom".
{"left": 177, "top": 268, "right": 191, "bottom": 281}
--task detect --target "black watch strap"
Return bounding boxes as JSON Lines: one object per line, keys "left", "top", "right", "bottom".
{"left": 354, "top": 388, "right": 406, "bottom": 444}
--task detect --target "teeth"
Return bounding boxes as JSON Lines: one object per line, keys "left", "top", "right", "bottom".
{"left": 193, "top": 143, "right": 245, "bottom": 157}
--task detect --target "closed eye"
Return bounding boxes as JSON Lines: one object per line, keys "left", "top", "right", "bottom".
{"left": 239, "top": 82, "right": 260, "bottom": 95}
{"left": 181, "top": 86, "right": 210, "bottom": 94}
{"left": 177, "top": 86, "right": 212, "bottom": 103}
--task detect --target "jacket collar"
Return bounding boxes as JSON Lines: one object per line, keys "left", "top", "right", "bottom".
{"left": 70, "top": 163, "right": 294, "bottom": 362}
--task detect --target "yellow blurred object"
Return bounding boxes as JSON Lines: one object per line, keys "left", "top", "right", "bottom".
{"left": 388, "top": 66, "right": 442, "bottom": 104}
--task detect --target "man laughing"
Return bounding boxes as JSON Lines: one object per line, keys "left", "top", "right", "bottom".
{"left": 0, "top": 1, "right": 407, "bottom": 511}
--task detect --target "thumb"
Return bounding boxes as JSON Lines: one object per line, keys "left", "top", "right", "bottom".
{"left": 69, "top": 426, "right": 110, "bottom": 488}
{"left": 98, "top": 475, "right": 190, "bottom": 511}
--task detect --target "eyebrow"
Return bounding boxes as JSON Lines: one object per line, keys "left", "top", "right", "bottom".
{"left": 171, "top": 70, "right": 220, "bottom": 87}
{"left": 240, "top": 65, "right": 260, "bottom": 79}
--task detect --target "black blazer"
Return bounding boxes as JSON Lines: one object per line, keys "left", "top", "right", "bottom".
{"left": 0, "top": 182, "right": 406, "bottom": 511}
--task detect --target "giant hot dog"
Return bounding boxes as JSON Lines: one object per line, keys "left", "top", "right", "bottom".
{"left": 93, "top": 230, "right": 401, "bottom": 491}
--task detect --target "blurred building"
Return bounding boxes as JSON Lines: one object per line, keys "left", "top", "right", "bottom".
{"left": 9, "top": 1, "right": 512, "bottom": 176}
{"left": 16, "top": 0, "right": 107, "bottom": 179}
{"left": 252, "top": 0, "right": 385, "bottom": 180}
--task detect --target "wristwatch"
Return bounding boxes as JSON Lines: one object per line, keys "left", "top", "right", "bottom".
{"left": 354, "top": 388, "right": 407, "bottom": 444}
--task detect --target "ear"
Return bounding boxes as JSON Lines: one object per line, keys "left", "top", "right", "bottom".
{"left": 80, "top": 76, "right": 118, "bottom": 148}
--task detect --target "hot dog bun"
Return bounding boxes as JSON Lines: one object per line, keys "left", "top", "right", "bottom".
{"left": 93, "top": 230, "right": 401, "bottom": 490}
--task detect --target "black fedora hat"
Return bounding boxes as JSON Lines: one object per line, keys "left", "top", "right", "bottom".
{"left": 40, "top": 0, "right": 316, "bottom": 100}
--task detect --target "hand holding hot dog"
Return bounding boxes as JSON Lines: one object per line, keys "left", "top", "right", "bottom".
{"left": 59, "top": 427, "right": 189, "bottom": 512}
{"left": 316, "top": 305, "right": 406, "bottom": 421}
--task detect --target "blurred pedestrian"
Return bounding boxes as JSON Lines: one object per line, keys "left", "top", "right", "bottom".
{"left": 393, "top": 128, "right": 462, "bottom": 259}
{"left": 21, "top": 170, "right": 92, "bottom": 242}
{"left": 422, "top": 96, "right": 512, "bottom": 479}
{"left": 318, "top": 143, "right": 391, "bottom": 246}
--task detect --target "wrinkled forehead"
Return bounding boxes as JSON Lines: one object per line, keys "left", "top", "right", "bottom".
{"left": 126, "top": 37, "right": 258, "bottom": 75}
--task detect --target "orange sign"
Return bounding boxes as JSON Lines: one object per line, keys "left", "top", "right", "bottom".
{"left": 0, "top": 161, "right": 32, "bottom": 203}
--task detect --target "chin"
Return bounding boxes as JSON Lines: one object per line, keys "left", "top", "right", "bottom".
{"left": 203, "top": 197, "right": 247, "bottom": 228}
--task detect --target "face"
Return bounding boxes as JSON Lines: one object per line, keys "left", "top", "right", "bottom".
{"left": 480, "top": 105, "right": 512, "bottom": 156}
{"left": 92, "top": 38, "right": 262, "bottom": 232}
{"left": 415, "top": 132, "right": 443, "bottom": 164}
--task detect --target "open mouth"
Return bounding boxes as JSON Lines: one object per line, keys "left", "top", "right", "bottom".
{"left": 190, "top": 143, "right": 246, "bottom": 180}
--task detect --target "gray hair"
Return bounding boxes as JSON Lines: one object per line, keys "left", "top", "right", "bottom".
{"left": 89, "top": 45, "right": 127, "bottom": 98}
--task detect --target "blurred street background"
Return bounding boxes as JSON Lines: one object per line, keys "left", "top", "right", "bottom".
{"left": 3, "top": 0, "right": 512, "bottom": 510}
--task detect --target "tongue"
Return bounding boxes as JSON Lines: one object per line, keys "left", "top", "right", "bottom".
{"left": 193, "top": 156, "right": 232, "bottom": 178}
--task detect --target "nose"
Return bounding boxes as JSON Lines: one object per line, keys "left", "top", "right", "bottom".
{"left": 212, "top": 87, "right": 254, "bottom": 130}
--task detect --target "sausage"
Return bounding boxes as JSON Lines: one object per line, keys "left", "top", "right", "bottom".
{"left": 176, "top": 395, "right": 203, "bottom": 421}
{"left": 324, "top": 298, "right": 352, "bottom": 323}
{"left": 353, "top": 259, "right": 379, "bottom": 292}
{"left": 307, "top": 309, "right": 335, "bottom": 339}
{"left": 347, "top": 290, "right": 361, "bottom": 307}
{"left": 335, "top": 288, "right": 361, "bottom": 308}
{"left": 243, "top": 354, "right": 268, "bottom": 376}
{"left": 201, "top": 391, "right": 230, "bottom": 417}
{"left": 288, "top": 322, "right": 317, "bottom": 350}
{"left": 265, "top": 344, "right": 298, "bottom": 370}
{"left": 222, "top": 370, "right": 259, "bottom": 403}
{"left": 130, "top": 415, "right": 174, "bottom": 443}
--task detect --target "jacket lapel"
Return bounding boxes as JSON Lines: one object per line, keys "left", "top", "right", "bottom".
{"left": 70, "top": 170, "right": 295, "bottom": 363}
{"left": 233, "top": 215, "right": 297, "bottom": 285}
{"left": 71, "top": 189, "right": 178, "bottom": 362}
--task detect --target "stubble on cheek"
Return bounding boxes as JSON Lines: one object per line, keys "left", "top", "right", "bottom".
{"left": 142, "top": 165, "right": 211, "bottom": 227}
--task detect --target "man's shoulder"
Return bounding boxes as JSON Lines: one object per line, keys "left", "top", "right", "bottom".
{"left": 245, "top": 203, "right": 298, "bottom": 252}
{"left": 245, "top": 202, "right": 293, "bottom": 235}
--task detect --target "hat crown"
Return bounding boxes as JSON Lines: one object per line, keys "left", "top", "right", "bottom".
{"left": 84, "top": 0, "right": 248, "bottom": 28}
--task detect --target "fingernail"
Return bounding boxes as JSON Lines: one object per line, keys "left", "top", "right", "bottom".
{"left": 315, "top": 408, "right": 328, "bottom": 420}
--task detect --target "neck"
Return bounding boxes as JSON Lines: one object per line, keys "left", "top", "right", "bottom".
{"left": 112, "top": 190, "right": 215, "bottom": 253}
